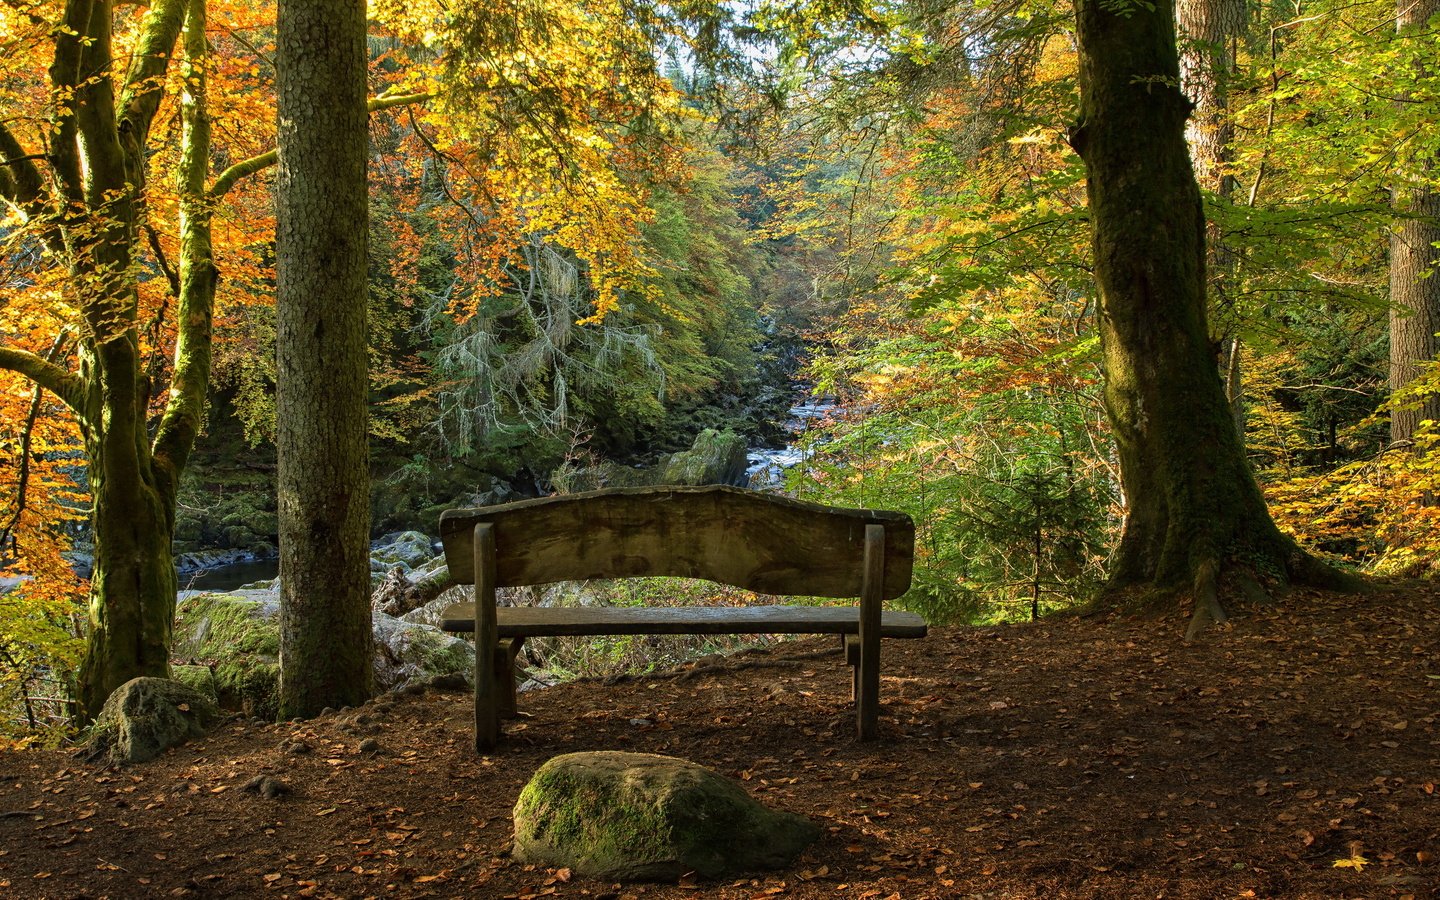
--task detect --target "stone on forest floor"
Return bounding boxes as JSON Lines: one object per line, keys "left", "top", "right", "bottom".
{"left": 170, "top": 664, "right": 220, "bottom": 705}
{"left": 86, "top": 678, "right": 221, "bottom": 765}
{"left": 173, "top": 591, "right": 282, "bottom": 719}
{"left": 371, "top": 611, "right": 474, "bottom": 691}
{"left": 242, "top": 775, "right": 290, "bottom": 799}
{"left": 512, "top": 751, "right": 820, "bottom": 881}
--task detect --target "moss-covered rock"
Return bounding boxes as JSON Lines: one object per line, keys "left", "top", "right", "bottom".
{"left": 174, "top": 589, "right": 473, "bottom": 715}
{"left": 87, "top": 677, "right": 221, "bottom": 765}
{"left": 369, "top": 531, "right": 436, "bottom": 573}
{"left": 660, "top": 429, "right": 749, "bottom": 487}
{"left": 512, "top": 751, "right": 820, "bottom": 881}
{"left": 372, "top": 612, "right": 473, "bottom": 691}
{"left": 173, "top": 591, "right": 281, "bottom": 719}
{"left": 170, "top": 664, "right": 220, "bottom": 705}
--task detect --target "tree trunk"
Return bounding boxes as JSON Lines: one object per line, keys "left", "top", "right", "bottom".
{"left": 1388, "top": 0, "right": 1440, "bottom": 446}
{"left": 1178, "top": 0, "right": 1247, "bottom": 431}
{"left": 1069, "top": 0, "right": 1350, "bottom": 636}
{"left": 68, "top": 0, "right": 190, "bottom": 717}
{"left": 275, "top": 0, "right": 374, "bottom": 716}
{"left": 76, "top": 452, "right": 178, "bottom": 716}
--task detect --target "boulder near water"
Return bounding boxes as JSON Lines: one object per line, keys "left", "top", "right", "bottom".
{"left": 512, "top": 751, "right": 820, "bottom": 881}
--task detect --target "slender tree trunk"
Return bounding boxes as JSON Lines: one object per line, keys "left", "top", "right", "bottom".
{"left": 1069, "top": 0, "right": 1349, "bottom": 637}
{"left": 1388, "top": 0, "right": 1440, "bottom": 446}
{"left": 1178, "top": 0, "right": 1248, "bottom": 431}
{"left": 275, "top": 0, "right": 374, "bottom": 717}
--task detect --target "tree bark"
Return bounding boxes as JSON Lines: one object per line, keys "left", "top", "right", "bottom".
{"left": 1069, "top": 0, "right": 1350, "bottom": 636}
{"left": 1388, "top": 0, "right": 1440, "bottom": 446}
{"left": 275, "top": 0, "right": 374, "bottom": 716}
{"left": 1178, "top": 0, "right": 1247, "bottom": 431}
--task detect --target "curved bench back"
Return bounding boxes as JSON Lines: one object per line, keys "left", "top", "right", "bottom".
{"left": 439, "top": 485, "right": 914, "bottom": 600}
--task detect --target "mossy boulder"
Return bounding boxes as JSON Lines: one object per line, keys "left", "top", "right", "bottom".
{"left": 512, "top": 751, "right": 820, "bottom": 881}
{"left": 170, "top": 664, "right": 220, "bottom": 705}
{"left": 661, "top": 429, "right": 749, "bottom": 487}
{"left": 370, "top": 531, "right": 436, "bottom": 573}
{"left": 372, "top": 611, "right": 474, "bottom": 691}
{"left": 173, "top": 590, "right": 281, "bottom": 719}
{"left": 87, "top": 677, "right": 221, "bottom": 765}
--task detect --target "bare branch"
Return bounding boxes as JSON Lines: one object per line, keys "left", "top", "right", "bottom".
{"left": 0, "top": 331, "right": 72, "bottom": 554}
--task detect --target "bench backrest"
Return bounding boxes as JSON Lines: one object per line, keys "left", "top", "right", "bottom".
{"left": 439, "top": 485, "right": 914, "bottom": 600}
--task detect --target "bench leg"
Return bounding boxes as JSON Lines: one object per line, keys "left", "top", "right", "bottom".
{"left": 845, "top": 635, "right": 860, "bottom": 704}
{"left": 474, "top": 524, "right": 501, "bottom": 752}
{"left": 497, "top": 637, "right": 525, "bottom": 718}
{"left": 857, "top": 524, "right": 884, "bottom": 741}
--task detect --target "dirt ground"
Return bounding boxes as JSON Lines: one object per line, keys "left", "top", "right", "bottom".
{"left": 1, "top": 582, "right": 1437, "bottom": 900}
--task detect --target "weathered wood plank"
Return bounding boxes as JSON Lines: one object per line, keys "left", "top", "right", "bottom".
{"left": 438, "top": 486, "right": 914, "bottom": 600}
{"left": 439, "top": 603, "right": 928, "bottom": 639}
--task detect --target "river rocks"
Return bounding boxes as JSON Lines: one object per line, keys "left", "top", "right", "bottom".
{"left": 173, "top": 590, "right": 282, "bottom": 719}
{"left": 512, "top": 751, "right": 820, "bottom": 881}
{"left": 86, "top": 677, "right": 221, "bottom": 765}
{"left": 370, "top": 531, "right": 437, "bottom": 573}
{"left": 371, "top": 611, "right": 474, "bottom": 692}
{"left": 174, "top": 589, "right": 474, "bottom": 719}
{"left": 660, "top": 429, "right": 749, "bottom": 487}
{"left": 175, "top": 547, "right": 274, "bottom": 577}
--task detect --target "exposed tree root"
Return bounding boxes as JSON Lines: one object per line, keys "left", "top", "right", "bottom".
{"left": 1185, "top": 557, "right": 1228, "bottom": 642}
{"left": 1181, "top": 547, "right": 1365, "bottom": 641}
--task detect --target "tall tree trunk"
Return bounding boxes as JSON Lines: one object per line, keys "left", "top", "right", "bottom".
{"left": 1069, "top": 0, "right": 1349, "bottom": 637}
{"left": 1178, "top": 0, "right": 1248, "bottom": 431}
{"left": 1388, "top": 0, "right": 1440, "bottom": 446}
{"left": 275, "top": 0, "right": 374, "bottom": 716}
{"left": 67, "top": 0, "right": 190, "bottom": 717}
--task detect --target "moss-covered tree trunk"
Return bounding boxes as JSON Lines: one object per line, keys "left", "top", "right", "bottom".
{"left": 275, "top": 0, "right": 374, "bottom": 716}
{"left": 1069, "top": 0, "right": 1349, "bottom": 636}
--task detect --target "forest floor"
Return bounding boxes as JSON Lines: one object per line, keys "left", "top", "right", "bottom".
{"left": 1, "top": 582, "right": 1438, "bottom": 900}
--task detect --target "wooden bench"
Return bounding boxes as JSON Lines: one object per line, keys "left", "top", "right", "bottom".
{"left": 437, "top": 485, "right": 925, "bottom": 751}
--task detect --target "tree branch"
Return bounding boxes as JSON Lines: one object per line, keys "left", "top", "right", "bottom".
{"left": 208, "top": 93, "right": 433, "bottom": 200}
{"left": 45, "top": 0, "right": 92, "bottom": 205}
{"left": 0, "top": 331, "right": 72, "bottom": 555}
{"left": 117, "top": 0, "right": 187, "bottom": 148}
{"left": 153, "top": 0, "right": 213, "bottom": 477}
{"left": 0, "top": 341, "right": 84, "bottom": 416}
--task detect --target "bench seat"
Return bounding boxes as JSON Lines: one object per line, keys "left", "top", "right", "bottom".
{"left": 439, "top": 603, "right": 928, "bottom": 638}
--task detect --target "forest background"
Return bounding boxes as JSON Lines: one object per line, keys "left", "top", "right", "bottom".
{"left": 1, "top": 0, "right": 1437, "bottom": 743}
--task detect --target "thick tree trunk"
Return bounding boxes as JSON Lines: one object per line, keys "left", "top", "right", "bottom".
{"left": 275, "top": 0, "right": 374, "bottom": 716}
{"left": 1388, "top": 0, "right": 1440, "bottom": 446}
{"left": 1177, "top": 0, "right": 1244, "bottom": 195}
{"left": 76, "top": 467, "right": 177, "bottom": 716}
{"left": 1070, "top": 0, "right": 1350, "bottom": 636}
